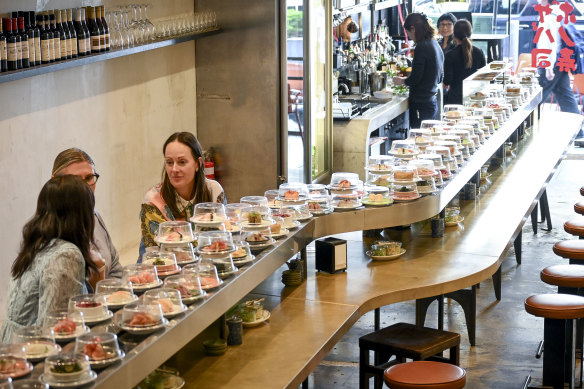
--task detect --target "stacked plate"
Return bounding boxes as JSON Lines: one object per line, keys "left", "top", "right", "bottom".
{"left": 203, "top": 338, "right": 227, "bottom": 356}
{"left": 281, "top": 270, "right": 302, "bottom": 287}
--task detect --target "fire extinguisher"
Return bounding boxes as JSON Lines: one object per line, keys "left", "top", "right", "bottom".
{"left": 204, "top": 148, "right": 215, "bottom": 179}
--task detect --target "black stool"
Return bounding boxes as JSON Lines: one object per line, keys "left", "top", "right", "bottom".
{"left": 359, "top": 322, "right": 460, "bottom": 389}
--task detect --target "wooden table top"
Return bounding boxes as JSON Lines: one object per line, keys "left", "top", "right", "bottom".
{"left": 179, "top": 111, "right": 583, "bottom": 388}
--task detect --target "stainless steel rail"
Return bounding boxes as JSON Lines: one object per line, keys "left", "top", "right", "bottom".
{"left": 92, "top": 90, "right": 542, "bottom": 388}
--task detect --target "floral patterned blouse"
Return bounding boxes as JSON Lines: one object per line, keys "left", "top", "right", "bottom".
{"left": 1, "top": 239, "right": 87, "bottom": 343}
{"left": 140, "top": 179, "right": 225, "bottom": 248}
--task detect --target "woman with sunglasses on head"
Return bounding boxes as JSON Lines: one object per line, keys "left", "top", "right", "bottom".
{"left": 1, "top": 176, "right": 97, "bottom": 342}
{"left": 443, "top": 19, "right": 486, "bottom": 105}
{"left": 396, "top": 13, "right": 444, "bottom": 130}
{"left": 52, "top": 148, "right": 123, "bottom": 286}
{"left": 140, "top": 132, "right": 225, "bottom": 254}
{"left": 437, "top": 13, "right": 457, "bottom": 54}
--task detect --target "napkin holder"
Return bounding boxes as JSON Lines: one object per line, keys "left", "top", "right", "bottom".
{"left": 315, "top": 237, "right": 347, "bottom": 273}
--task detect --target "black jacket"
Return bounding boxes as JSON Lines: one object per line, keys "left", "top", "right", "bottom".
{"left": 405, "top": 39, "right": 444, "bottom": 103}
{"left": 443, "top": 45, "right": 486, "bottom": 105}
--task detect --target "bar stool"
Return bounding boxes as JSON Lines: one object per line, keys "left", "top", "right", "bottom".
{"left": 553, "top": 240, "right": 584, "bottom": 264}
{"left": 580, "top": 186, "right": 584, "bottom": 196}
{"left": 524, "top": 294, "right": 584, "bottom": 389}
{"left": 564, "top": 219, "right": 584, "bottom": 239}
{"left": 359, "top": 322, "right": 461, "bottom": 389}
{"left": 576, "top": 201, "right": 584, "bottom": 216}
{"left": 383, "top": 361, "right": 466, "bottom": 389}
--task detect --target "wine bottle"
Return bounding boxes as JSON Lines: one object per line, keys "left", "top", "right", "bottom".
{"left": 86, "top": 7, "right": 100, "bottom": 54}
{"left": 56, "top": 9, "right": 69, "bottom": 60}
{"left": 0, "top": 17, "right": 7, "bottom": 72}
{"left": 81, "top": 8, "right": 91, "bottom": 55}
{"left": 66, "top": 9, "right": 77, "bottom": 58}
{"left": 42, "top": 13, "right": 55, "bottom": 62}
{"left": 4, "top": 18, "right": 19, "bottom": 70}
{"left": 25, "top": 11, "right": 38, "bottom": 66}
{"left": 99, "top": 6, "right": 110, "bottom": 51}
{"left": 37, "top": 13, "right": 50, "bottom": 65}
{"left": 73, "top": 9, "right": 86, "bottom": 56}
{"left": 49, "top": 11, "right": 62, "bottom": 61}
{"left": 11, "top": 18, "right": 22, "bottom": 69}
{"left": 29, "top": 11, "right": 41, "bottom": 66}
{"left": 18, "top": 16, "right": 30, "bottom": 68}
{"left": 94, "top": 6, "right": 105, "bottom": 53}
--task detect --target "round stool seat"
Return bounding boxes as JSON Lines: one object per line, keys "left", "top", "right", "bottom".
{"left": 553, "top": 240, "right": 584, "bottom": 260}
{"left": 525, "top": 294, "right": 584, "bottom": 319}
{"left": 384, "top": 361, "right": 466, "bottom": 389}
{"left": 564, "top": 218, "right": 584, "bottom": 238}
{"left": 576, "top": 201, "right": 584, "bottom": 216}
{"left": 541, "top": 265, "right": 584, "bottom": 288}
{"left": 580, "top": 186, "right": 584, "bottom": 196}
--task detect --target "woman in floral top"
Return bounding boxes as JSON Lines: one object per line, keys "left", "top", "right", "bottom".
{"left": 140, "top": 132, "right": 225, "bottom": 253}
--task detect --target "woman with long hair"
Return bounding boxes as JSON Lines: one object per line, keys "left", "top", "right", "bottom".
{"left": 140, "top": 132, "right": 225, "bottom": 250}
{"left": 52, "top": 148, "right": 123, "bottom": 282}
{"left": 1, "top": 175, "right": 97, "bottom": 342}
{"left": 398, "top": 13, "right": 444, "bottom": 129}
{"left": 443, "top": 19, "right": 486, "bottom": 105}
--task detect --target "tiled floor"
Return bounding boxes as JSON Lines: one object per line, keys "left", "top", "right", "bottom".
{"left": 305, "top": 147, "right": 584, "bottom": 388}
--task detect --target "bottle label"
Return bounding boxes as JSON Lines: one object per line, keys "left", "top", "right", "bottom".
{"left": 91, "top": 35, "right": 100, "bottom": 51}
{"left": 105, "top": 33, "right": 110, "bottom": 48}
{"left": 100, "top": 35, "right": 105, "bottom": 49}
{"left": 78, "top": 37, "right": 86, "bottom": 54}
{"left": 66, "top": 38, "right": 72, "bottom": 57}
{"left": 41, "top": 39, "right": 50, "bottom": 62}
{"left": 22, "top": 39, "right": 29, "bottom": 60}
{"left": 28, "top": 38, "right": 35, "bottom": 63}
{"left": 53, "top": 38, "right": 61, "bottom": 59}
{"left": 1, "top": 41, "right": 6, "bottom": 61}
{"left": 16, "top": 41, "right": 22, "bottom": 61}
{"left": 71, "top": 37, "right": 78, "bottom": 55}
{"left": 61, "top": 39, "right": 67, "bottom": 58}
{"left": 49, "top": 39, "right": 55, "bottom": 61}
{"left": 34, "top": 37, "right": 41, "bottom": 62}
{"left": 8, "top": 42, "right": 17, "bottom": 61}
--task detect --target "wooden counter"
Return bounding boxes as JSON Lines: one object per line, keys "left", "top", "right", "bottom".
{"left": 179, "top": 111, "right": 583, "bottom": 388}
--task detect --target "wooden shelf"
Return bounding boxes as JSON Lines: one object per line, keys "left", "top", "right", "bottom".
{"left": 0, "top": 28, "right": 221, "bottom": 84}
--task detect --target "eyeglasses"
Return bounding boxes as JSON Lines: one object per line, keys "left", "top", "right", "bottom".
{"left": 83, "top": 173, "right": 100, "bottom": 185}
{"left": 439, "top": 23, "right": 453, "bottom": 28}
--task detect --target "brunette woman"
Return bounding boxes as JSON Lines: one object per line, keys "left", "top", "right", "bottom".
{"left": 398, "top": 13, "right": 444, "bottom": 129}
{"left": 437, "top": 13, "right": 457, "bottom": 54}
{"left": 140, "top": 132, "right": 225, "bottom": 251}
{"left": 1, "top": 176, "right": 98, "bottom": 342}
{"left": 52, "top": 148, "right": 122, "bottom": 281}
{"left": 443, "top": 19, "right": 486, "bottom": 105}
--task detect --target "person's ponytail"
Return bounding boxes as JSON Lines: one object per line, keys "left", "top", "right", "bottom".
{"left": 453, "top": 19, "right": 473, "bottom": 69}
{"left": 461, "top": 37, "right": 472, "bottom": 68}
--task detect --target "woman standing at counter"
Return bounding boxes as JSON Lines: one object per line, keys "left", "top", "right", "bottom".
{"left": 52, "top": 148, "right": 123, "bottom": 283}
{"left": 443, "top": 20, "right": 486, "bottom": 105}
{"left": 140, "top": 132, "right": 225, "bottom": 251}
{"left": 1, "top": 176, "right": 96, "bottom": 342}
{"left": 398, "top": 13, "right": 444, "bottom": 129}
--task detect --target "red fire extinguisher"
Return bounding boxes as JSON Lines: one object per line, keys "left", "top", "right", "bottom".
{"left": 204, "top": 148, "right": 215, "bottom": 179}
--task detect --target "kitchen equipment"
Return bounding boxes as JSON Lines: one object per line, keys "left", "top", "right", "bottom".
{"left": 369, "top": 71, "right": 387, "bottom": 93}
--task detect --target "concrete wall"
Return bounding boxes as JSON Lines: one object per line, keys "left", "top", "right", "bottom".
{"left": 0, "top": 0, "right": 197, "bottom": 318}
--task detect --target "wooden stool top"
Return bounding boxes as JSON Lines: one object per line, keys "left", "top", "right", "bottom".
{"left": 580, "top": 186, "right": 584, "bottom": 196}
{"left": 384, "top": 361, "right": 466, "bottom": 389}
{"left": 553, "top": 240, "right": 584, "bottom": 260}
{"left": 359, "top": 322, "right": 460, "bottom": 360}
{"left": 564, "top": 219, "right": 584, "bottom": 237}
{"left": 525, "top": 294, "right": 584, "bottom": 319}
{"left": 576, "top": 201, "right": 584, "bottom": 216}
{"left": 541, "top": 264, "right": 584, "bottom": 288}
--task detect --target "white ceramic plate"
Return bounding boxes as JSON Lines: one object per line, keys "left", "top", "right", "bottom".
{"left": 162, "top": 304, "right": 188, "bottom": 319}
{"left": 333, "top": 203, "right": 363, "bottom": 211}
{"left": 296, "top": 215, "right": 312, "bottom": 222}
{"left": 84, "top": 310, "right": 114, "bottom": 326}
{"left": 391, "top": 195, "right": 422, "bottom": 202}
{"left": 247, "top": 238, "right": 276, "bottom": 251}
{"left": 242, "top": 310, "right": 271, "bottom": 328}
{"left": 0, "top": 358, "right": 33, "bottom": 378}
{"left": 232, "top": 255, "right": 255, "bottom": 266}
{"left": 275, "top": 195, "right": 309, "bottom": 204}
{"left": 154, "top": 236, "right": 195, "bottom": 245}
{"left": 54, "top": 325, "right": 91, "bottom": 343}
{"left": 283, "top": 221, "right": 301, "bottom": 230}
{"left": 106, "top": 294, "right": 139, "bottom": 311}
{"left": 181, "top": 290, "right": 207, "bottom": 305}
{"left": 40, "top": 371, "right": 98, "bottom": 388}
{"left": 260, "top": 228, "right": 289, "bottom": 239}
{"left": 21, "top": 341, "right": 61, "bottom": 362}
{"left": 88, "top": 351, "right": 125, "bottom": 369}
{"left": 366, "top": 248, "right": 406, "bottom": 261}
{"left": 120, "top": 318, "right": 169, "bottom": 336}
{"left": 240, "top": 219, "right": 276, "bottom": 230}
{"left": 131, "top": 279, "right": 163, "bottom": 293}
{"left": 190, "top": 215, "right": 226, "bottom": 226}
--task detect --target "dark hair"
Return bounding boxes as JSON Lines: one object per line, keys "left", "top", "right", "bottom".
{"left": 404, "top": 13, "right": 436, "bottom": 43}
{"left": 453, "top": 19, "right": 473, "bottom": 68}
{"left": 347, "top": 21, "right": 358, "bottom": 33}
{"left": 437, "top": 13, "right": 457, "bottom": 27}
{"left": 12, "top": 175, "right": 97, "bottom": 279}
{"left": 52, "top": 148, "right": 95, "bottom": 176}
{"left": 161, "top": 132, "right": 212, "bottom": 218}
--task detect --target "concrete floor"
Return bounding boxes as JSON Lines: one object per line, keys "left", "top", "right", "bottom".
{"left": 304, "top": 145, "right": 584, "bottom": 389}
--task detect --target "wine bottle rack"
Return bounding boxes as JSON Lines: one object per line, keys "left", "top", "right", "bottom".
{"left": 0, "top": 28, "right": 220, "bottom": 84}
